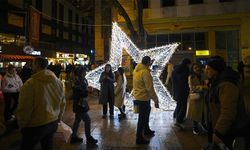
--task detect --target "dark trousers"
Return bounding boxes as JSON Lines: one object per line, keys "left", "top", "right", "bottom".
{"left": 20, "top": 120, "right": 58, "bottom": 150}
{"left": 174, "top": 94, "right": 188, "bottom": 123}
{"left": 72, "top": 112, "right": 91, "bottom": 138}
{"left": 103, "top": 100, "right": 114, "bottom": 115}
{"left": 3, "top": 92, "right": 19, "bottom": 121}
{"left": 136, "top": 100, "right": 151, "bottom": 139}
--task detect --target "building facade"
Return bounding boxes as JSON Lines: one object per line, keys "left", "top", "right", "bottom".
{"left": 95, "top": 0, "right": 250, "bottom": 68}
{"left": 0, "top": 0, "right": 94, "bottom": 64}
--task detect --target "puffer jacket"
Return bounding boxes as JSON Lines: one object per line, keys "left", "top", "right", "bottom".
{"left": 16, "top": 69, "right": 66, "bottom": 128}
{"left": 132, "top": 63, "right": 157, "bottom": 101}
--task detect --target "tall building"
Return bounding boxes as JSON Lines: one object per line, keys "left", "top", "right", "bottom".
{"left": 0, "top": 0, "right": 94, "bottom": 66}
{"left": 95, "top": 0, "right": 250, "bottom": 68}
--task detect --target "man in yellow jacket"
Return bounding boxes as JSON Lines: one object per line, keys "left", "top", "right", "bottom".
{"left": 16, "top": 57, "right": 66, "bottom": 150}
{"left": 133, "top": 56, "right": 159, "bottom": 145}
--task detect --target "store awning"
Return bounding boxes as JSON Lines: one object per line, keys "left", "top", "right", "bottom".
{"left": 0, "top": 54, "right": 35, "bottom": 61}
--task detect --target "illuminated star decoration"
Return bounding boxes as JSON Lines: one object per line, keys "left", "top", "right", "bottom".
{"left": 86, "top": 22, "right": 178, "bottom": 110}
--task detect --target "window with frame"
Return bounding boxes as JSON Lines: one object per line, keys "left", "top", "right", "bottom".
{"left": 161, "top": 0, "right": 175, "bottom": 7}
{"left": 189, "top": 0, "right": 203, "bottom": 4}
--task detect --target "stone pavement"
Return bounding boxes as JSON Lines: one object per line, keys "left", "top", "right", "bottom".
{"left": 0, "top": 75, "right": 249, "bottom": 150}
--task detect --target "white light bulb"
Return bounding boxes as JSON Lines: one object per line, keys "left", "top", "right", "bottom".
{"left": 86, "top": 22, "right": 178, "bottom": 110}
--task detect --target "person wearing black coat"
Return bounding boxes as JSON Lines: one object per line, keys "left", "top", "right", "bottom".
{"left": 171, "top": 58, "right": 191, "bottom": 129}
{"left": 70, "top": 66, "right": 98, "bottom": 145}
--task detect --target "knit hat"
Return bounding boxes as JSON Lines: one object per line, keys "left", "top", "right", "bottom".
{"left": 206, "top": 56, "right": 226, "bottom": 72}
{"left": 141, "top": 56, "right": 151, "bottom": 65}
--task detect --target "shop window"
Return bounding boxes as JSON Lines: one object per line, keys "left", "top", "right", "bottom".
{"left": 157, "top": 34, "right": 169, "bottom": 46}
{"left": 147, "top": 35, "right": 156, "bottom": 48}
{"left": 161, "top": 0, "right": 175, "bottom": 7}
{"left": 182, "top": 33, "right": 195, "bottom": 51}
{"left": 169, "top": 34, "right": 182, "bottom": 51}
{"left": 215, "top": 31, "right": 227, "bottom": 49}
{"left": 195, "top": 32, "right": 207, "bottom": 50}
{"left": 189, "top": 0, "right": 203, "bottom": 4}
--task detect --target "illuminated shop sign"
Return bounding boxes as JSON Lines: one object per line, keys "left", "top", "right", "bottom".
{"left": 196, "top": 50, "right": 210, "bottom": 56}
{"left": 56, "top": 52, "right": 74, "bottom": 58}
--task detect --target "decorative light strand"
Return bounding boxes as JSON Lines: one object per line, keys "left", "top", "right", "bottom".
{"left": 86, "top": 22, "right": 178, "bottom": 110}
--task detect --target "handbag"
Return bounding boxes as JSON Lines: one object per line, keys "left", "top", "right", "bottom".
{"left": 55, "top": 121, "right": 72, "bottom": 143}
{"left": 189, "top": 92, "right": 201, "bottom": 100}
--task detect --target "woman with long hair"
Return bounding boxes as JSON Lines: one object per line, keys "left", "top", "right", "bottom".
{"left": 114, "top": 67, "right": 127, "bottom": 119}
{"left": 99, "top": 64, "right": 115, "bottom": 119}
{"left": 186, "top": 63, "right": 206, "bottom": 135}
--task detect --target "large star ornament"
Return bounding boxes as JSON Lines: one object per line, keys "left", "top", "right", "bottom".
{"left": 86, "top": 22, "right": 178, "bottom": 110}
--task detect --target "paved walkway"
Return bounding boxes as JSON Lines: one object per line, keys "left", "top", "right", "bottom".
{"left": 0, "top": 75, "right": 249, "bottom": 150}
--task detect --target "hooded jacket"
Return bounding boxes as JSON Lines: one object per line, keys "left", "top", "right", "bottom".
{"left": 133, "top": 63, "right": 157, "bottom": 101}
{"left": 16, "top": 69, "right": 66, "bottom": 128}
{"left": 2, "top": 73, "right": 23, "bottom": 93}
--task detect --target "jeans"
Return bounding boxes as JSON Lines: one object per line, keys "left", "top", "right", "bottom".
{"left": 103, "top": 102, "right": 114, "bottom": 116}
{"left": 72, "top": 112, "right": 91, "bottom": 138}
{"left": 174, "top": 94, "right": 188, "bottom": 123}
{"left": 3, "top": 92, "right": 19, "bottom": 121}
{"left": 136, "top": 100, "right": 151, "bottom": 139}
{"left": 20, "top": 120, "right": 58, "bottom": 150}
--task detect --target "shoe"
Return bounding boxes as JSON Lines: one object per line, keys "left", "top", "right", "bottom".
{"left": 70, "top": 136, "right": 83, "bottom": 143}
{"left": 102, "top": 115, "right": 107, "bottom": 119}
{"left": 175, "top": 122, "right": 185, "bottom": 130}
{"left": 144, "top": 130, "right": 155, "bottom": 137}
{"left": 118, "top": 114, "right": 126, "bottom": 119}
{"left": 193, "top": 128, "right": 200, "bottom": 135}
{"left": 109, "top": 115, "right": 114, "bottom": 119}
{"left": 136, "top": 138, "right": 150, "bottom": 145}
{"left": 87, "top": 136, "right": 98, "bottom": 145}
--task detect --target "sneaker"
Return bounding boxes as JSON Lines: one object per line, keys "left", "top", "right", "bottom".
{"left": 193, "top": 128, "right": 200, "bottom": 135}
{"left": 109, "top": 115, "right": 114, "bottom": 119}
{"left": 70, "top": 136, "right": 83, "bottom": 143}
{"left": 136, "top": 138, "right": 150, "bottom": 145}
{"left": 102, "top": 115, "right": 107, "bottom": 119}
{"left": 175, "top": 122, "right": 185, "bottom": 130}
{"left": 118, "top": 114, "right": 126, "bottom": 119}
{"left": 87, "top": 136, "right": 98, "bottom": 145}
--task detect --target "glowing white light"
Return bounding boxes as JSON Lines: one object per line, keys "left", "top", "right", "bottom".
{"left": 86, "top": 22, "right": 178, "bottom": 110}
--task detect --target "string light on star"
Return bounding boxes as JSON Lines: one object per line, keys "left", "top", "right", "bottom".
{"left": 86, "top": 22, "right": 178, "bottom": 110}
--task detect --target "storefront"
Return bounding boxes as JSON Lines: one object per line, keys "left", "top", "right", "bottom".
{"left": 47, "top": 52, "right": 90, "bottom": 71}
{"left": 0, "top": 54, "right": 34, "bottom": 67}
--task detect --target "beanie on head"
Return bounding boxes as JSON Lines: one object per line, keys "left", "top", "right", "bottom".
{"left": 207, "top": 56, "right": 226, "bottom": 72}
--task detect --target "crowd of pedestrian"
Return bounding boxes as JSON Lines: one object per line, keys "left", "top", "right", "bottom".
{"left": 0, "top": 55, "right": 249, "bottom": 150}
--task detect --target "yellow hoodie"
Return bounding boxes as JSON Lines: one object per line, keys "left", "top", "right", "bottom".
{"left": 16, "top": 69, "right": 66, "bottom": 128}
{"left": 133, "top": 63, "right": 158, "bottom": 102}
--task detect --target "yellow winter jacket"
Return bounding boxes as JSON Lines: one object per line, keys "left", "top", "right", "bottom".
{"left": 133, "top": 63, "right": 157, "bottom": 102}
{"left": 16, "top": 69, "right": 66, "bottom": 128}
